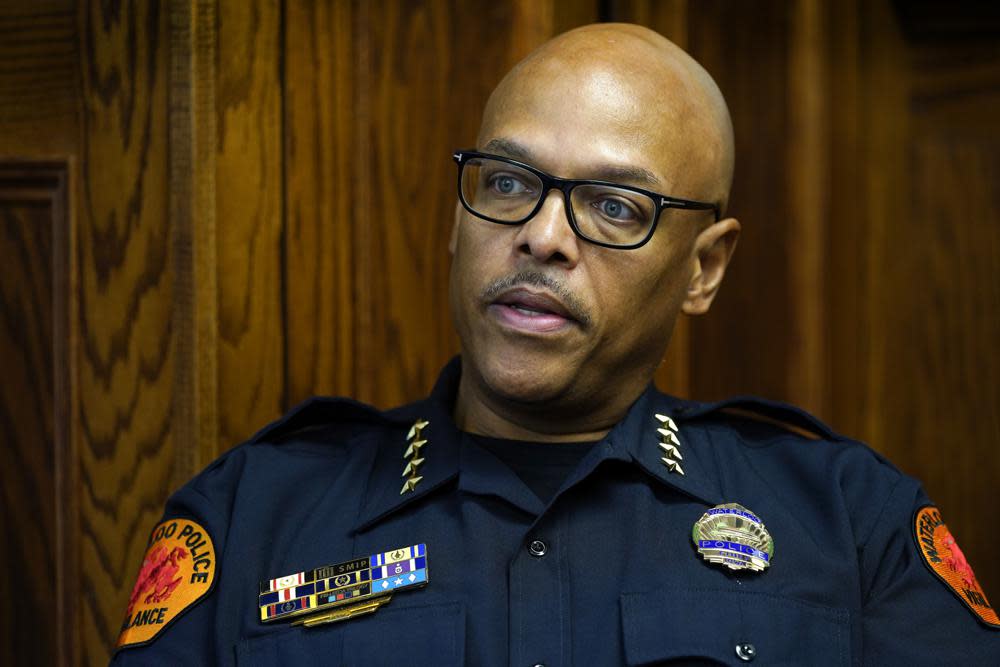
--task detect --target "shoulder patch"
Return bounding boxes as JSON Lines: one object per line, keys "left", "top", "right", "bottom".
{"left": 913, "top": 505, "right": 999, "bottom": 628}
{"left": 117, "top": 518, "right": 217, "bottom": 649}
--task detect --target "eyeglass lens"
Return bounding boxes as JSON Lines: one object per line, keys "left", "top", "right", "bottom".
{"left": 460, "top": 156, "right": 656, "bottom": 247}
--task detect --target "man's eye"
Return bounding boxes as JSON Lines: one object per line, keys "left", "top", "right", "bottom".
{"left": 594, "top": 197, "right": 640, "bottom": 222}
{"left": 487, "top": 172, "right": 531, "bottom": 196}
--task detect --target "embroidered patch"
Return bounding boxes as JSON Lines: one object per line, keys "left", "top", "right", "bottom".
{"left": 913, "top": 505, "right": 999, "bottom": 628}
{"left": 117, "top": 518, "right": 217, "bottom": 649}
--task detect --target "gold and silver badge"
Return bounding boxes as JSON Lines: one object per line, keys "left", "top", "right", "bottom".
{"left": 692, "top": 503, "right": 774, "bottom": 573}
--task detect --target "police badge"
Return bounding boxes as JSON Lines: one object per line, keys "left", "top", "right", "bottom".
{"left": 692, "top": 503, "right": 774, "bottom": 573}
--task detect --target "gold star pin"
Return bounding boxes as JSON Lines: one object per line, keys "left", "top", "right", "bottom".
{"left": 404, "top": 438, "right": 427, "bottom": 459}
{"left": 658, "top": 442, "right": 682, "bottom": 459}
{"left": 654, "top": 413, "right": 684, "bottom": 475}
{"left": 656, "top": 428, "right": 681, "bottom": 445}
{"left": 401, "top": 458, "right": 425, "bottom": 478}
{"left": 654, "top": 413, "right": 678, "bottom": 431}
{"left": 400, "top": 419, "right": 430, "bottom": 495}
{"left": 400, "top": 476, "right": 424, "bottom": 494}
{"left": 407, "top": 419, "right": 429, "bottom": 441}
{"left": 661, "top": 458, "right": 685, "bottom": 475}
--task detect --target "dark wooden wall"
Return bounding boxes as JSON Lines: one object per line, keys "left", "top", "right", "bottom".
{"left": 0, "top": 1, "right": 997, "bottom": 664}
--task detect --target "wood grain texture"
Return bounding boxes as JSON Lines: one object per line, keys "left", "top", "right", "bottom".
{"left": 76, "top": 2, "right": 174, "bottom": 664}
{"left": 784, "top": 0, "right": 829, "bottom": 416}
{"left": 0, "top": 1, "right": 80, "bottom": 156}
{"left": 215, "top": 0, "right": 285, "bottom": 448}
{"left": 283, "top": 0, "right": 364, "bottom": 404}
{"left": 169, "top": 0, "right": 220, "bottom": 485}
{"left": 0, "top": 164, "right": 72, "bottom": 666}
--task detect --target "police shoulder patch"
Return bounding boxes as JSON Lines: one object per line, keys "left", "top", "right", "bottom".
{"left": 117, "top": 518, "right": 217, "bottom": 649}
{"left": 913, "top": 505, "right": 999, "bottom": 628}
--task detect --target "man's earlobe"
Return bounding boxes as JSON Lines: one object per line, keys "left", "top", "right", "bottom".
{"left": 682, "top": 217, "right": 740, "bottom": 315}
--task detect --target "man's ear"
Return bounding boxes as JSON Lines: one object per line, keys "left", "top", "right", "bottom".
{"left": 682, "top": 217, "right": 740, "bottom": 315}
{"left": 449, "top": 202, "right": 462, "bottom": 255}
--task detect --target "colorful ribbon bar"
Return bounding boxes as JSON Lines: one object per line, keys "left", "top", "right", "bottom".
{"left": 258, "top": 544, "right": 428, "bottom": 623}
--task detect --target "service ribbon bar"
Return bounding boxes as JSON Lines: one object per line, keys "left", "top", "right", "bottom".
{"left": 258, "top": 544, "right": 428, "bottom": 623}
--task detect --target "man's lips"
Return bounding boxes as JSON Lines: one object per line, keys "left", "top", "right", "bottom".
{"left": 488, "top": 288, "right": 578, "bottom": 333}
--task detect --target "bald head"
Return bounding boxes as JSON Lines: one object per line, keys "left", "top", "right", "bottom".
{"left": 479, "top": 23, "right": 734, "bottom": 213}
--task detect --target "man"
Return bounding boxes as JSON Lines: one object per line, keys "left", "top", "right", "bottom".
{"left": 112, "top": 23, "right": 999, "bottom": 665}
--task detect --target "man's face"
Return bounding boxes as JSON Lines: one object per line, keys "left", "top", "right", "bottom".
{"left": 449, "top": 49, "right": 725, "bottom": 423}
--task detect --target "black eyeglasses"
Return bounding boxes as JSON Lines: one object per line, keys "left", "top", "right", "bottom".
{"left": 453, "top": 150, "right": 719, "bottom": 250}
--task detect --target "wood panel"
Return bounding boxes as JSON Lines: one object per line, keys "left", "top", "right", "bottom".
{"left": 169, "top": 0, "right": 220, "bottom": 483}
{"left": 76, "top": 2, "right": 174, "bottom": 665}
{"left": 214, "top": 0, "right": 285, "bottom": 449}
{"left": 0, "top": 163, "right": 73, "bottom": 667}
{"left": 0, "top": 1, "right": 80, "bottom": 156}
{"left": 283, "top": 0, "right": 365, "bottom": 404}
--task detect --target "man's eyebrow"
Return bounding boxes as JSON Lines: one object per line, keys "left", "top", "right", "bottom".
{"left": 482, "top": 137, "right": 662, "bottom": 189}
{"left": 483, "top": 138, "right": 534, "bottom": 161}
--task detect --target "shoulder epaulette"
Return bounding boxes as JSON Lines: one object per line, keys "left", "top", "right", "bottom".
{"left": 248, "top": 396, "right": 391, "bottom": 444}
{"left": 677, "top": 395, "right": 839, "bottom": 441}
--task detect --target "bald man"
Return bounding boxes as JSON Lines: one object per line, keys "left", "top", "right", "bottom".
{"left": 112, "top": 24, "right": 999, "bottom": 666}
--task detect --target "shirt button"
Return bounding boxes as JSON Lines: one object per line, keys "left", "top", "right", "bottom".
{"left": 528, "top": 539, "right": 547, "bottom": 557}
{"left": 735, "top": 642, "right": 756, "bottom": 661}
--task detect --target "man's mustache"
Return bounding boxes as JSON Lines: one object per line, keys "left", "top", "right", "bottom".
{"left": 480, "top": 271, "right": 593, "bottom": 327}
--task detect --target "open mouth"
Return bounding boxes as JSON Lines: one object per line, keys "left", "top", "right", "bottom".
{"left": 489, "top": 288, "right": 577, "bottom": 333}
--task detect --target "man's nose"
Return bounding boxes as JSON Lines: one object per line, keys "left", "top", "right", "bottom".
{"left": 512, "top": 190, "right": 580, "bottom": 267}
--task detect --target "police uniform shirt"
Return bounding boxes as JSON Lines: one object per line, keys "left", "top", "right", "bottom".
{"left": 111, "top": 357, "right": 1000, "bottom": 665}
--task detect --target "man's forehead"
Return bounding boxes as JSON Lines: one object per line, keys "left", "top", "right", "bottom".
{"left": 477, "top": 67, "right": 700, "bottom": 191}
{"left": 482, "top": 137, "right": 663, "bottom": 190}
{"left": 477, "top": 23, "right": 734, "bottom": 206}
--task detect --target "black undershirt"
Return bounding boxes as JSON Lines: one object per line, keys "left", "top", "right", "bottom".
{"left": 469, "top": 434, "right": 600, "bottom": 505}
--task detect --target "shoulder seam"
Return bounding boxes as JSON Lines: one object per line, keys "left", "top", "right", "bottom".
{"left": 718, "top": 406, "right": 825, "bottom": 440}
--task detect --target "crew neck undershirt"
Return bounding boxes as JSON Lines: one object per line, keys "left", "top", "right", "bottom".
{"left": 468, "top": 434, "right": 600, "bottom": 505}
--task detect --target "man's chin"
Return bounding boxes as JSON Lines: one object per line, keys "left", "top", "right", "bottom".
{"left": 475, "top": 351, "right": 576, "bottom": 407}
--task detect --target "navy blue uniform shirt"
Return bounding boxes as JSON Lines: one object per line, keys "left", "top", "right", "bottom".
{"left": 112, "top": 358, "right": 1000, "bottom": 665}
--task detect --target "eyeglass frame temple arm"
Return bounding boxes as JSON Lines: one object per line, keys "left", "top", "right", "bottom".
{"left": 660, "top": 197, "right": 720, "bottom": 221}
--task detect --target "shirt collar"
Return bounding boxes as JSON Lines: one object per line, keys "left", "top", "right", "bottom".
{"left": 608, "top": 384, "right": 723, "bottom": 507}
{"left": 352, "top": 358, "right": 464, "bottom": 532}
{"left": 352, "top": 358, "right": 723, "bottom": 533}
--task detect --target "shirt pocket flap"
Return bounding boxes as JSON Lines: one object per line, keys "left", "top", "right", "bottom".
{"left": 621, "top": 588, "right": 850, "bottom": 666}
{"left": 237, "top": 600, "right": 464, "bottom": 666}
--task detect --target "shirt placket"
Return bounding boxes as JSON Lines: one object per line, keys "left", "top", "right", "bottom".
{"left": 508, "top": 509, "right": 568, "bottom": 667}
